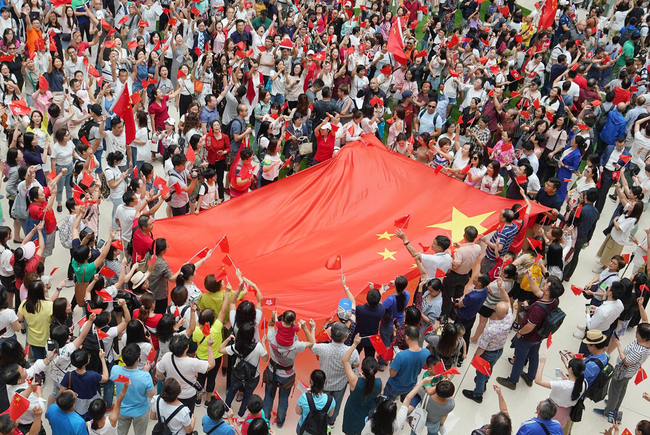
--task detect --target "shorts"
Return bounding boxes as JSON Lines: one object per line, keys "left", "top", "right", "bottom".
{"left": 171, "top": 204, "right": 190, "bottom": 216}
{"left": 1, "top": 274, "right": 16, "bottom": 294}
{"left": 43, "top": 230, "right": 57, "bottom": 257}
{"left": 478, "top": 305, "right": 495, "bottom": 318}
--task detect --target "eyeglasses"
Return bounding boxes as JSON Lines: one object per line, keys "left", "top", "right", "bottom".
{"left": 427, "top": 104, "right": 435, "bottom": 108}
{"left": 471, "top": 156, "right": 479, "bottom": 160}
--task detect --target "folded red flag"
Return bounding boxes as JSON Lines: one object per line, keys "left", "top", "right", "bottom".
{"left": 574, "top": 353, "right": 584, "bottom": 359}
{"left": 571, "top": 285, "right": 583, "bottom": 296}
{"left": 612, "top": 171, "right": 621, "bottom": 181}
{"left": 9, "top": 393, "right": 30, "bottom": 421}
{"left": 281, "top": 156, "right": 293, "bottom": 168}
{"left": 380, "top": 66, "right": 391, "bottom": 75}
{"left": 394, "top": 214, "right": 411, "bottom": 229}
{"left": 147, "top": 347, "right": 156, "bottom": 362}
{"left": 173, "top": 182, "right": 182, "bottom": 195}
{"left": 515, "top": 175, "right": 527, "bottom": 185}
{"left": 131, "top": 92, "right": 142, "bottom": 106}
{"left": 435, "top": 268, "right": 446, "bottom": 278}
{"left": 460, "top": 164, "right": 471, "bottom": 175}
{"left": 527, "top": 238, "right": 543, "bottom": 251}
{"left": 194, "top": 247, "right": 210, "bottom": 260}
{"left": 325, "top": 254, "right": 342, "bottom": 270}
{"left": 96, "top": 329, "right": 110, "bottom": 340}
{"left": 591, "top": 100, "right": 602, "bottom": 107}
{"left": 533, "top": 99, "right": 541, "bottom": 109}
{"left": 574, "top": 204, "right": 583, "bottom": 219}
{"left": 432, "top": 360, "right": 446, "bottom": 376}
{"left": 441, "top": 367, "right": 461, "bottom": 376}
{"left": 99, "top": 266, "right": 116, "bottom": 278}
{"left": 382, "top": 345, "right": 395, "bottom": 361}
{"left": 635, "top": 367, "right": 648, "bottom": 385}
{"left": 620, "top": 154, "right": 632, "bottom": 164}
{"left": 471, "top": 355, "right": 491, "bottom": 376}
{"left": 369, "top": 334, "right": 387, "bottom": 354}
{"left": 114, "top": 374, "right": 130, "bottom": 383}
{"left": 222, "top": 255, "right": 234, "bottom": 267}
{"left": 202, "top": 322, "right": 211, "bottom": 336}
{"left": 111, "top": 240, "right": 124, "bottom": 251}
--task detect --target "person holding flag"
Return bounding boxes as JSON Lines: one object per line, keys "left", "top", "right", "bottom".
{"left": 263, "top": 311, "right": 316, "bottom": 429}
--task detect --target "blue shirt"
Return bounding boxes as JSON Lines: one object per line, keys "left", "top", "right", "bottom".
{"left": 485, "top": 223, "right": 518, "bottom": 260}
{"left": 516, "top": 417, "right": 563, "bottom": 435}
{"left": 45, "top": 404, "right": 87, "bottom": 435}
{"left": 202, "top": 416, "right": 236, "bottom": 435}
{"left": 200, "top": 106, "right": 220, "bottom": 126}
{"left": 387, "top": 348, "right": 429, "bottom": 392}
{"left": 110, "top": 365, "right": 154, "bottom": 417}
{"left": 584, "top": 352, "right": 609, "bottom": 388}
{"left": 296, "top": 393, "right": 336, "bottom": 426}
{"left": 383, "top": 291, "right": 411, "bottom": 325}
{"left": 457, "top": 288, "right": 488, "bottom": 321}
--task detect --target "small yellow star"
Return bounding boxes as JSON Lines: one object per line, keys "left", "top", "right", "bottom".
{"left": 377, "top": 248, "right": 397, "bottom": 261}
{"left": 376, "top": 231, "right": 393, "bottom": 240}
{"left": 411, "top": 263, "right": 417, "bottom": 269}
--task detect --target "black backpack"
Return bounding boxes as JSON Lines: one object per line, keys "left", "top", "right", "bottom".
{"left": 151, "top": 397, "right": 185, "bottom": 435}
{"left": 78, "top": 119, "right": 99, "bottom": 143}
{"left": 584, "top": 358, "right": 614, "bottom": 402}
{"left": 231, "top": 347, "right": 258, "bottom": 388}
{"left": 534, "top": 301, "right": 565, "bottom": 339}
{"left": 595, "top": 104, "right": 615, "bottom": 132}
{"left": 298, "top": 393, "right": 333, "bottom": 435}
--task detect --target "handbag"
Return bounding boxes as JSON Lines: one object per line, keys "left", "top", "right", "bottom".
{"left": 171, "top": 355, "right": 205, "bottom": 392}
{"left": 408, "top": 391, "right": 429, "bottom": 434}
{"left": 298, "top": 142, "right": 313, "bottom": 156}
{"left": 194, "top": 81, "right": 204, "bottom": 94}
{"left": 570, "top": 396, "right": 585, "bottom": 422}
{"left": 11, "top": 192, "right": 28, "bottom": 220}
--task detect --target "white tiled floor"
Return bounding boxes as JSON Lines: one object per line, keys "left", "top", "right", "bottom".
{"left": 13, "top": 151, "right": 649, "bottom": 435}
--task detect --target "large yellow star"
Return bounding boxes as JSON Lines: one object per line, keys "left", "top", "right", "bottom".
{"left": 377, "top": 248, "right": 397, "bottom": 261}
{"left": 376, "top": 231, "right": 393, "bottom": 240}
{"left": 427, "top": 207, "right": 495, "bottom": 241}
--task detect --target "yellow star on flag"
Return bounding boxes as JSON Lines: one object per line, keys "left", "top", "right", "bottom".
{"left": 376, "top": 231, "right": 393, "bottom": 240}
{"left": 377, "top": 248, "right": 397, "bottom": 261}
{"left": 427, "top": 207, "right": 495, "bottom": 241}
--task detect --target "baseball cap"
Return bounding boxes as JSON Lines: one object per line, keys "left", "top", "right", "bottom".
{"left": 336, "top": 298, "right": 352, "bottom": 321}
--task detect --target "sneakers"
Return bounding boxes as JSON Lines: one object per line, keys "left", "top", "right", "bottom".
{"left": 593, "top": 409, "right": 605, "bottom": 416}
{"left": 592, "top": 266, "right": 605, "bottom": 273}
{"left": 195, "top": 396, "right": 202, "bottom": 406}
{"left": 520, "top": 373, "right": 534, "bottom": 387}
{"left": 64, "top": 279, "right": 75, "bottom": 288}
{"left": 496, "top": 377, "right": 516, "bottom": 390}
{"left": 462, "top": 389, "right": 483, "bottom": 403}
{"left": 577, "top": 325, "right": 586, "bottom": 331}
{"left": 573, "top": 332, "right": 585, "bottom": 339}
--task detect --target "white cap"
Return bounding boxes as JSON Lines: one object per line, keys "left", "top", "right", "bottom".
{"left": 321, "top": 123, "right": 332, "bottom": 130}
{"left": 306, "top": 50, "right": 315, "bottom": 56}
{"left": 165, "top": 118, "right": 176, "bottom": 125}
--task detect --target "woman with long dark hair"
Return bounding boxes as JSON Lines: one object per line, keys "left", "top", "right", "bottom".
{"left": 377, "top": 275, "right": 409, "bottom": 370}
{"left": 535, "top": 354, "right": 586, "bottom": 432}
{"left": 23, "top": 131, "right": 49, "bottom": 186}
{"left": 219, "top": 322, "right": 268, "bottom": 416}
{"left": 87, "top": 382, "right": 127, "bottom": 435}
{"left": 360, "top": 376, "right": 431, "bottom": 435}
{"left": 17, "top": 279, "right": 60, "bottom": 360}
{"left": 50, "top": 297, "right": 72, "bottom": 337}
{"left": 342, "top": 335, "right": 382, "bottom": 435}
{"left": 121, "top": 319, "right": 154, "bottom": 370}
{"left": 426, "top": 323, "right": 465, "bottom": 369}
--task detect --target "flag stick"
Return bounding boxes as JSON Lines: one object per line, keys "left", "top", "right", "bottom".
{"left": 340, "top": 254, "right": 344, "bottom": 277}
{"left": 187, "top": 246, "right": 209, "bottom": 264}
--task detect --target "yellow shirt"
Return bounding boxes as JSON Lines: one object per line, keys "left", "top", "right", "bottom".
{"left": 192, "top": 319, "right": 224, "bottom": 360}
{"left": 198, "top": 291, "right": 230, "bottom": 324}
{"left": 19, "top": 300, "right": 53, "bottom": 347}
{"left": 521, "top": 22, "right": 536, "bottom": 46}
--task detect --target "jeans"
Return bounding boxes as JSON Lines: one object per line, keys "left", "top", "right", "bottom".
{"left": 474, "top": 348, "right": 503, "bottom": 397}
{"left": 426, "top": 420, "right": 441, "bottom": 435}
{"left": 271, "top": 93, "right": 285, "bottom": 107}
{"left": 382, "top": 380, "right": 410, "bottom": 401}
{"left": 263, "top": 370, "right": 294, "bottom": 426}
{"left": 508, "top": 337, "right": 541, "bottom": 384}
{"left": 94, "top": 146, "right": 104, "bottom": 174}
{"left": 117, "top": 412, "right": 149, "bottom": 435}
{"left": 324, "top": 385, "right": 347, "bottom": 426}
{"left": 109, "top": 197, "right": 123, "bottom": 230}
{"left": 225, "top": 376, "right": 260, "bottom": 417}
{"left": 55, "top": 163, "right": 73, "bottom": 203}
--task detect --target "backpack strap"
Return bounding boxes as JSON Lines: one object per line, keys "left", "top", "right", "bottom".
{"left": 536, "top": 421, "right": 551, "bottom": 435}
{"left": 306, "top": 393, "right": 316, "bottom": 413}
{"left": 161, "top": 399, "right": 185, "bottom": 425}
{"left": 206, "top": 420, "right": 225, "bottom": 435}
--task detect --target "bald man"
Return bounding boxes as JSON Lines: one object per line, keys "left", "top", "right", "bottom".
{"left": 463, "top": 299, "right": 514, "bottom": 403}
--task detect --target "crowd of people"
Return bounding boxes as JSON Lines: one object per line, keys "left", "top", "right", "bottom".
{"left": 4, "top": 0, "right": 650, "bottom": 434}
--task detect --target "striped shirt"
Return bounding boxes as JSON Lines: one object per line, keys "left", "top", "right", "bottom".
{"left": 616, "top": 340, "right": 650, "bottom": 379}
{"left": 485, "top": 223, "right": 519, "bottom": 260}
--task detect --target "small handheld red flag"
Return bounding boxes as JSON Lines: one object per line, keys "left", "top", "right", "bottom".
{"left": 432, "top": 360, "right": 446, "bottom": 376}
{"left": 460, "top": 164, "right": 471, "bottom": 175}
{"left": 148, "top": 347, "right": 156, "bottom": 362}
{"left": 435, "top": 269, "right": 446, "bottom": 278}
{"left": 546, "top": 332, "right": 553, "bottom": 349}
{"left": 99, "top": 266, "right": 117, "bottom": 278}
{"left": 261, "top": 297, "right": 277, "bottom": 307}
{"left": 394, "top": 214, "right": 411, "bottom": 229}
{"left": 369, "top": 334, "right": 387, "bottom": 354}
{"left": 216, "top": 235, "right": 229, "bottom": 253}
{"left": 114, "top": 374, "right": 130, "bottom": 383}
{"left": 635, "top": 367, "right": 648, "bottom": 385}
{"left": 441, "top": 367, "right": 461, "bottom": 376}
{"left": 47, "top": 169, "right": 57, "bottom": 181}
{"left": 96, "top": 288, "right": 113, "bottom": 302}
{"left": 96, "top": 329, "right": 110, "bottom": 340}
{"left": 9, "top": 393, "right": 30, "bottom": 421}
{"left": 325, "top": 254, "right": 342, "bottom": 270}
{"left": 202, "top": 322, "right": 211, "bottom": 336}
{"left": 527, "top": 238, "right": 543, "bottom": 251}
{"left": 471, "top": 355, "right": 491, "bottom": 376}
{"left": 382, "top": 345, "right": 395, "bottom": 361}
{"left": 571, "top": 285, "right": 583, "bottom": 296}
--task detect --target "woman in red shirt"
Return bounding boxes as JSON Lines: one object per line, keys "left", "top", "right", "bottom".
{"left": 134, "top": 292, "right": 163, "bottom": 350}
{"left": 205, "top": 120, "right": 230, "bottom": 203}
{"left": 312, "top": 117, "right": 336, "bottom": 165}
{"left": 149, "top": 87, "right": 182, "bottom": 133}
{"left": 27, "top": 185, "right": 57, "bottom": 262}
{"left": 228, "top": 147, "right": 255, "bottom": 198}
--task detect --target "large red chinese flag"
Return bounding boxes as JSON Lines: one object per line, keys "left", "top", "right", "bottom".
{"left": 387, "top": 17, "right": 407, "bottom": 65}
{"left": 112, "top": 85, "right": 136, "bottom": 144}
{"left": 153, "top": 135, "right": 548, "bottom": 320}
{"left": 538, "top": 0, "right": 558, "bottom": 30}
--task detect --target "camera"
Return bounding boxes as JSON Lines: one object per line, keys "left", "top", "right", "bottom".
{"left": 46, "top": 339, "right": 58, "bottom": 353}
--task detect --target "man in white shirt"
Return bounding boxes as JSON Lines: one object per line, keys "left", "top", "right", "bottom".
{"left": 631, "top": 116, "right": 650, "bottom": 169}
{"left": 578, "top": 281, "right": 625, "bottom": 355}
{"left": 64, "top": 47, "right": 86, "bottom": 81}
{"left": 99, "top": 117, "right": 130, "bottom": 169}
{"left": 395, "top": 230, "right": 452, "bottom": 277}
